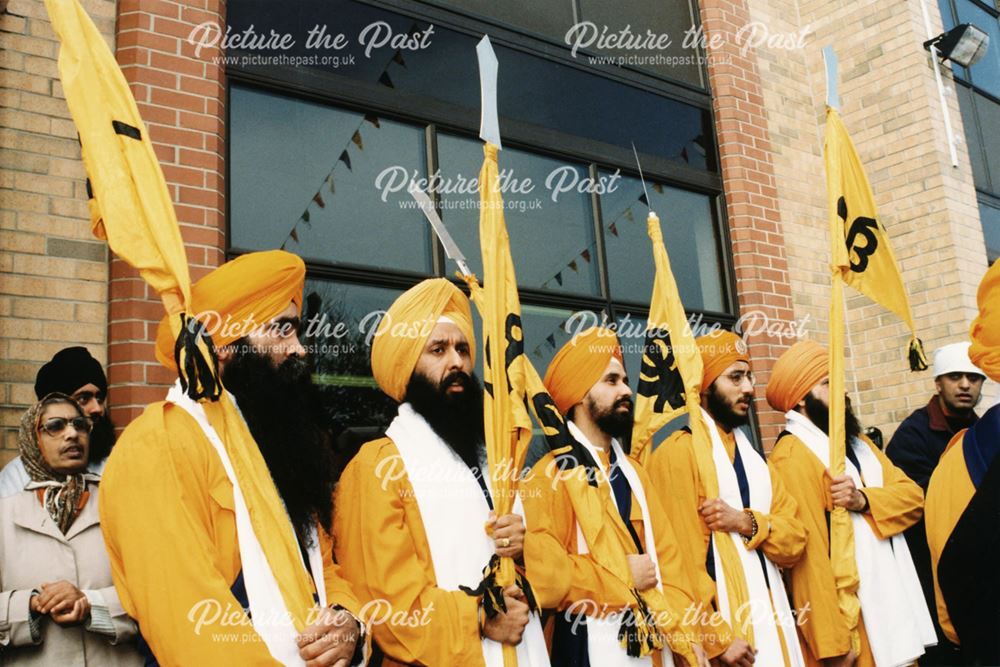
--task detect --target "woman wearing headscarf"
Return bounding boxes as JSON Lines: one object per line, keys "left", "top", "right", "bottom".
{"left": 0, "top": 393, "right": 140, "bottom": 665}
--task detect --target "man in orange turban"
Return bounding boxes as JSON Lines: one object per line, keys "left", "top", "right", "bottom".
{"left": 766, "top": 340, "right": 932, "bottom": 666}
{"left": 333, "top": 278, "right": 549, "bottom": 667}
{"left": 522, "top": 327, "right": 709, "bottom": 667}
{"left": 649, "top": 330, "right": 806, "bottom": 666}
{"left": 100, "top": 251, "right": 363, "bottom": 666}
{"left": 926, "top": 260, "right": 1000, "bottom": 664}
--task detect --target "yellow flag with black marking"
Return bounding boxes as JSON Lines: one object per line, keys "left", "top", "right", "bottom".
{"left": 825, "top": 107, "right": 927, "bottom": 371}
{"left": 45, "top": 0, "right": 322, "bottom": 640}
{"left": 631, "top": 212, "right": 703, "bottom": 464}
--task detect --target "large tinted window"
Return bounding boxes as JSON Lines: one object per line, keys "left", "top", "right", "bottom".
{"left": 226, "top": 0, "right": 731, "bottom": 452}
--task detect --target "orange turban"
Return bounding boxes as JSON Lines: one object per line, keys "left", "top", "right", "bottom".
{"left": 155, "top": 250, "right": 305, "bottom": 371}
{"left": 970, "top": 260, "right": 1000, "bottom": 383}
{"left": 696, "top": 330, "right": 750, "bottom": 392}
{"left": 766, "top": 340, "right": 828, "bottom": 413}
{"left": 544, "top": 327, "right": 624, "bottom": 415}
{"left": 371, "top": 279, "right": 474, "bottom": 402}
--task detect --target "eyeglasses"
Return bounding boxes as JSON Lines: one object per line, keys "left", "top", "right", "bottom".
{"left": 724, "top": 371, "right": 756, "bottom": 387}
{"left": 71, "top": 390, "right": 106, "bottom": 407}
{"left": 40, "top": 416, "right": 92, "bottom": 437}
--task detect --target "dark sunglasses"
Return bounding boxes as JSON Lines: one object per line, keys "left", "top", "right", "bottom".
{"left": 40, "top": 416, "right": 92, "bottom": 437}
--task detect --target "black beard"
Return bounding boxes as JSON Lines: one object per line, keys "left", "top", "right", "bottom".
{"left": 804, "top": 392, "right": 863, "bottom": 442}
{"left": 404, "top": 371, "right": 485, "bottom": 471}
{"left": 88, "top": 414, "right": 115, "bottom": 464}
{"left": 706, "top": 382, "right": 750, "bottom": 431}
{"left": 221, "top": 340, "right": 335, "bottom": 542}
{"left": 591, "top": 396, "right": 634, "bottom": 439}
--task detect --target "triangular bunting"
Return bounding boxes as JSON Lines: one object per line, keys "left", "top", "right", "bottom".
{"left": 290, "top": 228, "right": 299, "bottom": 243}
{"left": 313, "top": 192, "right": 325, "bottom": 208}
{"left": 339, "top": 150, "right": 352, "bottom": 170}
{"left": 609, "top": 223, "right": 619, "bottom": 237}
{"left": 639, "top": 192, "right": 648, "bottom": 206}
{"left": 302, "top": 210, "right": 310, "bottom": 223}
{"left": 393, "top": 52, "right": 406, "bottom": 67}
{"left": 351, "top": 131, "right": 364, "bottom": 151}
{"left": 554, "top": 272, "right": 563, "bottom": 286}
{"left": 365, "top": 114, "right": 381, "bottom": 128}
{"left": 652, "top": 182, "right": 664, "bottom": 194}
{"left": 581, "top": 249, "right": 591, "bottom": 263}
{"left": 378, "top": 72, "right": 394, "bottom": 88}
{"left": 568, "top": 260, "right": 578, "bottom": 273}
{"left": 546, "top": 334, "right": 556, "bottom": 348}
{"left": 624, "top": 208, "right": 634, "bottom": 222}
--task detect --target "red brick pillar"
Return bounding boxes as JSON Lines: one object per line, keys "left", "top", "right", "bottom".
{"left": 699, "top": 0, "right": 795, "bottom": 447}
{"left": 109, "top": 0, "right": 226, "bottom": 427}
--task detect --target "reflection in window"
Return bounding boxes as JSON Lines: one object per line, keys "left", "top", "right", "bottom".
{"left": 230, "top": 86, "right": 433, "bottom": 273}
{"left": 427, "top": 0, "right": 576, "bottom": 43}
{"left": 436, "top": 133, "right": 601, "bottom": 297}
{"left": 956, "top": 0, "right": 1000, "bottom": 98}
{"left": 980, "top": 200, "right": 1000, "bottom": 264}
{"left": 226, "top": 0, "right": 714, "bottom": 170}
{"left": 602, "top": 172, "right": 725, "bottom": 312}
{"left": 577, "top": 0, "right": 704, "bottom": 87}
{"left": 301, "top": 280, "right": 401, "bottom": 456}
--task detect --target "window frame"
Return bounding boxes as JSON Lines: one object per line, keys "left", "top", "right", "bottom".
{"left": 224, "top": 0, "right": 740, "bottom": 347}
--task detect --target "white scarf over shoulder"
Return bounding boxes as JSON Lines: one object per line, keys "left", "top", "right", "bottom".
{"left": 386, "top": 403, "right": 550, "bottom": 667}
{"left": 784, "top": 409, "right": 935, "bottom": 666}
{"left": 166, "top": 382, "right": 327, "bottom": 666}
{"left": 566, "top": 420, "right": 673, "bottom": 667}
{"left": 701, "top": 408, "right": 804, "bottom": 667}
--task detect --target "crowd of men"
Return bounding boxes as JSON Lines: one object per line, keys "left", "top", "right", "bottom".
{"left": 3, "top": 249, "right": 998, "bottom": 667}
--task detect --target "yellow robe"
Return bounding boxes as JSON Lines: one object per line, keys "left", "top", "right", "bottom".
{"left": 649, "top": 425, "right": 807, "bottom": 660}
{"left": 521, "top": 447, "right": 702, "bottom": 666}
{"left": 99, "top": 402, "right": 360, "bottom": 666}
{"left": 924, "top": 432, "right": 974, "bottom": 646}
{"left": 333, "top": 437, "right": 486, "bottom": 667}
{"left": 768, "top": 432, "right": 924, "bottom": 665}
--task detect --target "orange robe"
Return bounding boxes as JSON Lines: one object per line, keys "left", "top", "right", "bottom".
{"left": 333, "top": 437, "right": 487, "bottom": 667}
{"left": 99, "top": 402, "right": 360, "bottom": 666}
{"left": 521, "top": 447, "right": 702, "bottom": 666}
{"left": 924, "top": 432, "right": 975, "bottom": 646}
{"left": 648, "top": 425, "right": 807, "bottom": 660}
{"left": 768, "top": 432, "right": 924, "bottom": 666}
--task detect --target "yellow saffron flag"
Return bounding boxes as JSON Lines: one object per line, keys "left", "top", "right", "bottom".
{"left": 45, "top": 0, "right": 318, "bottom": 635}
{"left": 464, "top": 150, "right": 693, "bottom": 664}
{"left": 631, "top": 212, "right": 704, "bottom": 464}
{"left": 824, "top": 105, "right": 926, "bottom": 653}
{"left": 826, "top": 107, "right": 927, "bottom": 371}
{"left": 471, "top": 144, "right": 535, "bottom": 667}
{"left": 632, "top": 212, "right": 755, "bottom": 645}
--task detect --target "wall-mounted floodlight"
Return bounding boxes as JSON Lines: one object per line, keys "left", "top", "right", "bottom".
{"left": 924, "top": 23, "right": 990, "bottom": 68}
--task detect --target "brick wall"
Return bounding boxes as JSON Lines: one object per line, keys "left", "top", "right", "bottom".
{"left": 0, "top": 0, "right": 117, "bottom": 465}
{"left": 109, "top": 0, "right": 227, "bottom": 428}
{"left": 0, "top": 0, "right": 227, "bottom": 459}
{"left": 699, "top": 0, "right": 797, "bottom": 446}
{"left": 746, "top": 0, "right": 989, "bottom": 443}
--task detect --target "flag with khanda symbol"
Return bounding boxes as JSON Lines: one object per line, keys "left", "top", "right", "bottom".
{"left": 823, "top": 104, "right": 927, "bottom": 656}
{"left": 825, "top": 107, "right": 927, "bottom": 371}
{"left": 630, "top": 212, "right": 704, "bottom": 465}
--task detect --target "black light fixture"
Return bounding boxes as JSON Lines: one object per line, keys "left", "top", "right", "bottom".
{"left": 924, "top": 23, "right": 990, "bottom": 68}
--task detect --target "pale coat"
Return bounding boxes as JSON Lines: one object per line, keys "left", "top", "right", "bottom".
{"left": 0, "top": 480, "right": 142, "bottom": 666}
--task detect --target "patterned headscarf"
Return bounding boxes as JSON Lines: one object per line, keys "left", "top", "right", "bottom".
{"left": 18, "top": 393, "right": 89, "bottom": 534}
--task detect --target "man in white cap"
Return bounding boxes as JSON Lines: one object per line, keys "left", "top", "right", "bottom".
{"left": 886, "top": 341, "right": 986, "bottom": 665}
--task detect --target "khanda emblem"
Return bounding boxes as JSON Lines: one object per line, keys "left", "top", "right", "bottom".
{"left": 838, "top": 196, "right": 879, "bottom": 273}
{"left": 637, "top": 328, "right": 685, "bottom": 414}
{"left": 483, "top": 313, "right": 524, "bottom": 398}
